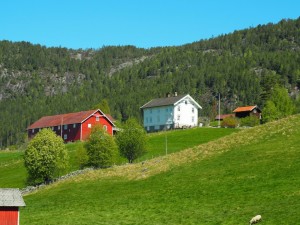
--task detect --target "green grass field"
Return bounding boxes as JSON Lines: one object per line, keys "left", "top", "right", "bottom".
{"left": 18, "top": 115, "right": 300, "bottom": 224}
{"left": 0, "top": 127, "right": 237, "bottom": 188}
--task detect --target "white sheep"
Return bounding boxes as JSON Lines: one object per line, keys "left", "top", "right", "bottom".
{"left": 249, "top": 215, "right": 262, "bottom": 225}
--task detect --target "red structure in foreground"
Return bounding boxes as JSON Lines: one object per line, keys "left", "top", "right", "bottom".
{"left": 27, "top": 109, "right": 116, "bottom": 142}
{"left": 0, "top": 189, "right": 26, "bottom": 225}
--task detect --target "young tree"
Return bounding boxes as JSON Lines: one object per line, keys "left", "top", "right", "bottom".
{"left": 93, "top": 99, "right": 111, "bottom": 114}
{"left": 262, "top": 85, "right": 295, "bottom": 123}
{"left": 85, "top": 125, "right": 118, "bottom": 168}
{"left": 116, "top": 118, "right": 147, "bottom": 163}
{"left": 24, "top": 129, "right": 68, "bottom": 184}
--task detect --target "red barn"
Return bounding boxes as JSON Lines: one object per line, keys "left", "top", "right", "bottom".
{"left": 27, "top": 109, "right": 116, "bottom": 142}
{"left": 0, "top": 189, "right": 26, "bottom": 225}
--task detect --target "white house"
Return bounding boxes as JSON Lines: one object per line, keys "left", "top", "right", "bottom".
{"left": 140, "top": 93, "right": 202, "bottom": 132}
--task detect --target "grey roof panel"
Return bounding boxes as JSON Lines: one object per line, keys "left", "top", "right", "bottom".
{"left": 140, "top": 94, "right": 187, "bottom": 109}
{"left": 0, "top": 188, "right": 26, "bottom": 207}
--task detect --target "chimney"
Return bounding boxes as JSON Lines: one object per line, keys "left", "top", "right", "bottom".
{"left": 174, "top": 92, "right": 177, "bottom": 97}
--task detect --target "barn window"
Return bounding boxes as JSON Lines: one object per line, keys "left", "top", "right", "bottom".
{"left": 96, "top": 116, "right": 100, "bottom": 121}
{"left": 32, "top": 129, "right": 34, "bottom": 134}
{"left": 58, "top": 126, "right": 61, "bottom": 130}
{"left": 103, "top": 125, "right": 107, "bottom": 131}
{"left": 64, "top": 134, "right": 67, "bottom": 140}
{"left": 64, "top": 125, "right": 68, "bottom": 130}
{"left": 88, "top": 124, "right": 92, "bottom": 128}
{"left": 73, "top": 124, "right": 76, "bottom": 128}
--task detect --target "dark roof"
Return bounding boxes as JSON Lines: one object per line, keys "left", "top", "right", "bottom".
{"left": 0, "top": 188, "right": 26, "bottom": 207}
{"left": 141, "top": 94, "right": 191, "bottom": 109}
{"left": 28, "top": 109, "right": 114, "bottom": 130}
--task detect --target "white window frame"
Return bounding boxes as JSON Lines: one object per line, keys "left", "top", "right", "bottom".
{"left": 64, "top": 125, "right": 68, "bottom": 130}
{"left": 96, "top": 116, "right": 100, "bottom": 121}
{"left": 64, "top": 134, "right": 67, "bottom": 140}
{"left": 103, "top": 125, "right": 107, "bottom": 131}
{"left": 88, "top": 124, "right": 92, "bottom": 128}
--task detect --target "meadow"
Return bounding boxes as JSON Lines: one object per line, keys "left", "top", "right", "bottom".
{"left": 0, "top": 127, "right": 237, "bottom": 188}
{"left": 18, "top": 115, "right": 300, "bottom": 224}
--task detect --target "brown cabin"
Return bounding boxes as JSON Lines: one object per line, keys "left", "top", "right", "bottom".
{"left": 233, "top": 105, "right": 262, "bottom": 119}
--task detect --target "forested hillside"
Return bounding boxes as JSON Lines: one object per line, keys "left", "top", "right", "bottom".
{"left": 1, "top": 17, "right": 300, "bottom": 147}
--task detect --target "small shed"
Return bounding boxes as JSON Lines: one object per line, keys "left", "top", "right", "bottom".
{"left": 0, "top": 188, "right": 26, "bottom": 225}
{"left": 233, "top": 105, "right": 262, "bottom": 119}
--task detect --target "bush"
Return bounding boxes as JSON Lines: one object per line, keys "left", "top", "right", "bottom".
{"left": 240, "top": 115, "right": 260, "bottom": 127}
{"left": 221, "top": 117, "right": 240, "bottom": 128}
{"left": 24, "top": 129, "right": 68, "bottom": 184}
{"left": 85, "top": 125, "right": 118, "bottom": 168}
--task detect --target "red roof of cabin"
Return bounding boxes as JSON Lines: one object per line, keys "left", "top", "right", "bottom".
{"left": 28, "top": 109, "right": 114, "bottom": 129}
{"left": 233, "top": 105, "right": 257, "bottom": 113}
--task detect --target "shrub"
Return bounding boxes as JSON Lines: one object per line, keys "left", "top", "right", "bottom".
{"left": 221, "top": 117, "right": 239, "bottom": 128}
{"left": 240, "top": 115, "right": 260, "bottom": 127}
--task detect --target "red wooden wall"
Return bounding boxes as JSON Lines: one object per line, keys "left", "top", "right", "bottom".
{"left": 81, "top": 113, "right": 113, "bottom": 140}
{"left": 0, "top": 207, "right": 19, "bottom": 225}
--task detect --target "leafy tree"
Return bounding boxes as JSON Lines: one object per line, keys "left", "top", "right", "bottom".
{"left": 85, "top": 125, "right": 118, "bottom": 168}
{"left": 24, "top": 129, "right": 68, "bottom": 184}
{"left": 262, "top": 86, "right": 295, "bottom": 123}
{"left": 116, "top": 118, "right": 147, "bottom": 163}
{"left": 262, "top": 100, "right": 279, "bottom": 123}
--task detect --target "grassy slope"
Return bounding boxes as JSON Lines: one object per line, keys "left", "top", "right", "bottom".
{"left": 21, "top": 115, "right": 300, "bottom": 224}
{"left": 0, "top": 127, "right": 236, "bottom": 188}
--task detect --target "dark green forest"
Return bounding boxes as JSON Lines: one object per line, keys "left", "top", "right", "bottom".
{"left": 0, "top": 17, "right": 300, "bottom": 147}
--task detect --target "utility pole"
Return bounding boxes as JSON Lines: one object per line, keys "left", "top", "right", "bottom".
{"left": 218, "top": 93, "right": 221, "bottom": 128}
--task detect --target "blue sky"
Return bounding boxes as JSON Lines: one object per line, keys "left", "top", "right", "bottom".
{"left": 0, "top": 0, "right": 299, "bottom": 49}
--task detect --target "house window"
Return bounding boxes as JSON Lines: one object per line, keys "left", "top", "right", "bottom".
{"left": 73, "top": 124, "right": 76, "bottom": 128}
{"left": 52, "top": 127, "right": 54, "bottom": 130}
{"left": 64, "top": 125, "right": 68, "bottom": 130}
{"left": 178, "top": 106, "right": 180, "bottom": 111}
{"left": 58, "top": 126, "right": 61, "bottom": 130}
{"left": 192, "top": 116, "right": 195, "bottom": 122}
{"left": 103, "top": 125, "right": 107, "bottom": 131}
{"left": 88, "top": 124, "right": 92, "bottom": 128}
{"left": 185, "top": 100, "right": 188, "bottom": 104}
{"left": 192, "top": 107, "right": 194, "bottom": 113}
{"left": 149, "top": 117, "right": 152, "bottom": 123}
{"left": 177, "top": 115, "right": 180, "bottom": 121}
{"left": 165, "top": 108, "right": 168, "bottom": 112}
{"left": 96, "top": 116, "right": 100, "bottom": 121}
{"left": 157, "top": 116, "right": 160, "bottom": 122}
{"left": 150, "top": 109, "right": 152, "bottom": 114}
{"left": 32, "top": 129, "right": 34, "bottom": 134}
{"left": 64, "top": 134, "right": 67, "bottom": 140}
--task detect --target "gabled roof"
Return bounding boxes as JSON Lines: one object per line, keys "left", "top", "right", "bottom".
{"left": 215, "top": 114, "right": 235, "bottom": 120}
{"left": 0, "top": 188, "right": 26, "bottom": 207}
{"left": 27, "top": 109, "right": 114, "bottom": 130}
{"left": 140, "top": 94, "right": 201, "bottom": 109}
{"left": 233, "top": 105, "right": 260, "bottom": 113}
